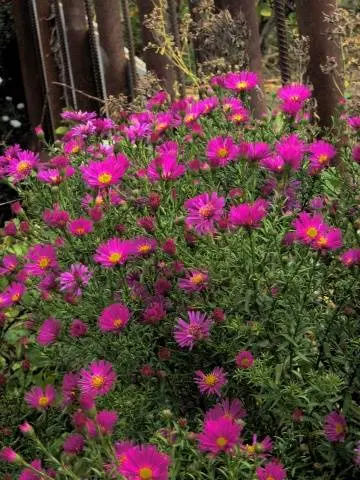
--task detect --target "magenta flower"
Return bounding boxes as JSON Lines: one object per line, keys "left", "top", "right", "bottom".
{"left": 184, "top": 192, "right": 225, "bottom": 234}
{"left": 312, "top": 226, "right": 343, "bottom": 250}
{"left": 98, "top": 303, "right": 130, "bottom": 333}
{"left": 178, "top": 270, "right": 209, "bottom": 293}
{"left": 194, "top": 367, "right": 227, "bottom": 396}
{"left": 25, "top": 384, "right": 56, "bottom": 410}
{"left": 7, "top": 150, "right": 38, "bottom": 182}
{"left": 174, "top": 311, "right": 212, "bottom": 349}
{"left": 235, "top": 350, "right": 254, "bottom": 369}
{"left": 142, "top": 300, "right": 167, "bottom": 325}
{"left": 204, "top": 398, "right": 247, "bottom": 423}
{"left": 0, "top": 447, "right": 19, "bottom": 463}
{"left": 340, "top": 248, "right": 360, "bottom": 266}
{"left": 229, "top": 199, "right": 269, "bottom": 228}
{"left": 260, "top": 155, "right": 285, "bottom": 173}
{"left": 199, "top": 96, "right": 219, "bottom": 114}
{"left": 42, "top": 206, "right": 70, "bottom": 228}
{"left": 6, "top": 282, "right": 26, "bottom": 303}
{"left": 241, "top": 434, "right": 273, "bottom": 457}
{"left": 0, "top": 254, "right": 18, "bottom": 276}
{"left": 308, "top": 140, "right": 336, "bottom": 172}
{"left": 81, "top": 154, "right": 129, "bottom": 188}
{"left": 198, "top": 418, "right": 241, "bottom": 455}
{"left": 94, "top": 238, "right": 135, "bottom": 267}
{"left": 26, "top": 244, "right": 58, "bottom": 276}
{"left": 147, "top": 155, "right": 186, "bottom": 181}
{"left": 240, "top": 141, "right": 271, "bottom": 162}
{"left": 292, "top": 212, "right": 326, "bottom": 245}
{"left": 37, "top": 168, "right": 63, "bottom": 185}
{"left": 223, "top": 71, "right": 258, "bottom": 92}
{"left": 256, "top": 461, "right": 287, "bottom": 480}
{"left": 68, "top": 218, "right": 93, "bottom": 237}
{"left": 120, "top": 444, "right": 170, "bottom": 480}
{"left": 228, "top": 107, "right": 250, "bottom": 124}
{"left": 347, "top": 116, "right": 360, "bottom": 130}
{"left": 0, "top": 291, "right": 12, "bottom": 309}
{"left": 275, "top": 134, "right": 306, "bottom": 170}
{"left": 112, "top": 441, "right": 136, "bottom": 473}
{"left": 59, "top": 263, "right": 92, "bottom": 296}
{"left": 278, "top": 83, "right": 311, "bottom": 116}
{"left": 79, "top": 360, "right": 117, "bottom": 397}
{"left": 63, "top": 433, "right": 85, "bottom": 455}
{"left": 70, "top": 319, "right": 88, "bottom": 338}
{"left": 19, "top": 422, "right": 34, "bottom": 435}
{"left": 132, "top": 237, "right": 157, "bottom": 257}
{"left": 96, "top": 410, "right": 118, "bottom": 434}
{"left": 153, "top": 112, "right": 175, "bottom": 135}
{"left": 222, "top": 97, "right": 243, "bottom": 113}
{"left": 352, "top": 144, "right": 360, "bottom": 163}
{"left": 206, "top": 136, "right": 238, "bottom": 167}
{"left": 37, "top": 318, "right": 61, "bottom": 346}
{"left": 324, "top": 411, "right": 347, "bottom": 442}
{"left": 61, "top": 372, "right": 80, "bottom": 406}
{"left": 61, "top": 110, "right": 97, "bottom": 122}
{"left": 184, "top": 102, "right": 204, "bottom": 125}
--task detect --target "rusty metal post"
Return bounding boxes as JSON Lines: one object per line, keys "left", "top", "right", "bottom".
{"left": 296, "top": 0, "right": 344, "bottom": 127}
{"left": 137, "top": 0, "right": 175, "bottom": 95}
{"left": 32, "top": 1, "right": 64, "bottom": 132}
{"left": 60, "top": 0, "right": 99, "bottom": 112}
{"left": 273, "top": 0, "right": 291, "bottom": 85}
{"left": 12, "top": 0, "right": 44, "bottom": 131}
{"left": 93, "top": 0, "right": 127, "bottom": 97}
{"left": 214, "top": 0, "right": 266, "bottom": 118}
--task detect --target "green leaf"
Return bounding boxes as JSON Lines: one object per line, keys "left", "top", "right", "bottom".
{"left": 260, "top": 6, "right": 272, "bottom": 17}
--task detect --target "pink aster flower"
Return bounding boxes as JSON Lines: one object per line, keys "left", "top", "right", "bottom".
{"left": 153, "top": 112, "right": 175, "bottom": 135}
{"left": 352, "top": 144, "right": 360, "bottom": 163}
{"left": 142, "top": 300, "right": 167, "bottom": 325}
{"left": 59, "top": 263, "right": 92, "bottom": 296}
{"left": 63, "top": 433, "right": 85, "bottom": 455}
{"left": 0, "top": 254, "right": 18, "bottom": 276}
{"left": 241, "top": 434, "right": 273, "bottom": 457}
{"left": 81, "top": 154, "right": 129, "bottom": 188}
{"left": 292, "top": 212, "right": 326, "bottom": 245}
{"left": 240, "top": 141, "right": 271, "bottom": 162}
{"left": 184, "top": 192, "right": 225, "bottom": 234}
{"left": 70, "top": 319, "right": 88, "bottom": 338}
{"left": 37, "top": 318, "right": 61, "bottom": 346}
{"left": 275, "top": 134, "right": 306, "bottom": 170}
{"left": 61, "top": 372, "right": 80, "bottom": 406}
{"left": 228, "top": 107, "right": 250, "bottom": 124}
{"left": 347, "top": 116, "right": 360, "bottom": 130}
{"left": 96, "top": 410, "right": 118, "bottom": 435}
{"left": 198, "top": 418, "right": 241, "bottom": 455}
{"left": 61, "top": 110, "right": 97, "bottom": 122}
{"left": 7, "top": 150, "right": 38, "bottom": 182}
{"left": 132, "top": 237, "right": 157, "bottom": 257}
{"left": 178, "top": 270, "right": 209, "bottom": 292}
{"left": 68, "top": 218, "right": 93, "bottom": 237}
{"left": 256, "top": 461, "right": 287, "bottom": 480}
{"left": 308, "top": 140, "right": 336, "bottom": 172}
{"left": 340, "top": 248, "right": 360, "bottom": 266}
{"left": 229, "top": 199, "right": 269, "bottom": 228}
{"left": 260, "top": 155, "right": 285, "bottom": 173}
{"left": 0, "top": 291, "right": 12, "bottom": 309}
{"left": 25, "top": 384, "right": 56, "bottom": 410}
{"left": 98, "top": 303, "right": 130, "bottom": 333}
{"left": 146, "top": 90, "right": 169, "bottom": 110}
{"left": 0, "top": 447, "right": 19, "bottom": 463}
{"left": 198, "top": 96, "right": 219, "bottom": 114}
{"left": 194, "top": 367, "right": 227, "bottom": 396}
{"left": 94, "top": 238, "right": 135, "bottom": 267}
{"left": 174, "top": 311, "right": 212, "bottom": 349}
{"left": 6, "top": 282, "right": 26, "bottom": 303}
{"left": 312, "top": 226, "right": 343, "bottom": 251}
{"left": 223, "top": 71, "right": 258, "bottom": 92}
{"left": 112, "top": 441, "right": 136, "bottom": 472}
{"left": 26, "top": 244, "right": 58, "bottom": 276}
{"left": 147, "top": 155, "right": 186, "bottom": 181}
{"left": 19, "top": 459, "right": 50, "bottom": 480}
{"left": 79, "top": 360, "right": 117, "bottom": 397}
{"left": 324, "top": 411, "right": 347, "bottom": 442}
{"left": 183, "top": 101, "right": 204, "bottom": 125}
{"left": 37, "top": 168, "right": 62, "bottom": 185}
{"left": 278, "top": 83, "right": 311, "bottom": 116}
{"left": 235, "top": 350, "right": 254, "bottom": 369}
{"left": 204, "top": 398, "right": 247, "bottom": 423}
{"left": 206, "top": 136, "right": 238, "bottom": 167}
{"left": 120, "top": 444, "right": 170, "bottom": 480}
{"left": 42, "top": 205, "right": 70, "bottom": 228}
{"left": 222, "top": 97, "right": 243, "bottom": 113}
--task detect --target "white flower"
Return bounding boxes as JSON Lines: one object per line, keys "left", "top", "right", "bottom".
{"left": 1, "top": 115, "right": 9, "bottom": 122}
{"left": 10, "top": 119, "right": 22, "bottom": 128}
{"left": 5, "top": 96, "right": 12, "bottom": 101}
{"left": 17, "top": 103, "right": 25, "bottom": 110}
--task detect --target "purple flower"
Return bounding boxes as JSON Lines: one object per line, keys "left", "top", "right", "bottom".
{"left": 174, "top": 311, "right": 212, "bottom": 349}
{"left": 324, "top": 411, "right": 347, "bottom": 442}
{"left": 59, "top": 263, "right": 92, "bottom": 296}
{"left": 184, "top": 192, "right": 225, "bottom": 234}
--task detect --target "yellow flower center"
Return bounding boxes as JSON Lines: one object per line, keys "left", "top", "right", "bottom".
{"left": 138, "top": 244, "right": 151, "bottom": 254}
{"left": 216, "top": 436, "right": 228, "bottom": 448}
{"left": 217, "top": 147, "right": 228, "bottom": 158}
{"left": 199, "top": 203, "right": 215, "bottom": 219}
{"left": 98, "top": 172, "right": 112, "bottom": 185}
{"left": 184, "top": 114, "right": 195, "bottom": 124}
{"left": 38, "top": 396, "right": 49, "bottom": 407}
{"left": 75, "top": 227, "right": 85, "bottom": 235}
{"left": 38, "top": 257, "right": 50, "bottom": 269}
{"left": 246, "top": 444, "right": 256, "bottom": 455}
{"left": 11, "top": 293, "right": 20, "bottom": 302}
{"left": 50, "top": 175, "right": 60, "bottom": 183}
{"left": 95, "top": 195, "right": 103, "bottom": 206}
{"left": 266, "top": 476, "right": 275, "bottom": 480}
{"left": 155, "top": 122, "right": 167, "bottom": 132}
{"left": 71, "top": 145, "right": 80, "bottom": 154}
{"left": 317, "top": 236, "right": 328, "bottom": 247}
{"left": 204, "top": 374, "right": 218, "bottom": 386}
{"left": 236, "top": 81, "right": 248, "bottom": 90}
{"left": 0, "top": 296, "right": 5, "bottom": 304}
{"left": 232, "top": 113, "right": 244, "bottom": 122}
{"left": 139, "top": 467, "right": 153, "bottom": 479}
{"left": 17, "top": 161, "right": 31, "bottom": 173}
{"left": 223, "top": 104, "right": 231, "bottom": 112}
{"left": 113, "top": 318, "right": 123, "bottom": 328}
{"left": 318, "top": 154, "right": 329, "bottom": 164}
{"left": 306, "top": 227, "right": 318, "bottom": 239}
{"left": 240, "top": 358, "right": 250, "bottom": 367}
{"left": 335, "top": 423, "right": 344, "bottom": 434}
{"left": 190, "top": 273, "right": 205, "bottom": 285}
{"left": 91, "top": 375, "right": 105, "bottom": 389}
{"left": 108, "top": 252, "right": 122, "bottom": 264}
{"left": 290, "top": 95, "right": 300, "bottom": 102}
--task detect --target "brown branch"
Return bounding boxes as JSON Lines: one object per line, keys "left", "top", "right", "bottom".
{"left": 52, "top": 81, "right": 105, "bottom": 104}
